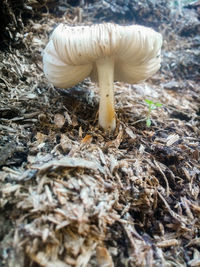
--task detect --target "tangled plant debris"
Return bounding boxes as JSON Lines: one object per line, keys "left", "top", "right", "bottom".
{"left": 0, "top": 0, "right": 200, "bottom": 266}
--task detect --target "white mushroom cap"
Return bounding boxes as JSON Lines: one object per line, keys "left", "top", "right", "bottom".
{"left": 43, "top": 23, "right": 162, "bottom": 131}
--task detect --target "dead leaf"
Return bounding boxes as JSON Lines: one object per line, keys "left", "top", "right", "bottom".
{"left": 81, "top": 134, "right": 93, "bottom": 144}
{"left": 36, "top": 132, "right": 47, "bottom": 144}
{"left": 96, "top": 246, "right": 114, "bottom": 267}
{"left": 54, "top": 114, "right": 65, "bottom": 128}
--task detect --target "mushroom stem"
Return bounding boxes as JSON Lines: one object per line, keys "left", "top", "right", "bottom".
{"left": 96, "top": 57, "right": 116, "bottom": 131}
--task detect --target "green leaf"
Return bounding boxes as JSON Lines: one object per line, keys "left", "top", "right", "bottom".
{"left": 144, "top": 99, "right": 162, "bottom": 108}
{"left": 144, "top": 99, "right": 154, "bottom": 106}
{"left": 155, "top": 102, "right": 162, "bottom": 107}
{"left": 146, "top": 118, "right": 151, "bottom": 127}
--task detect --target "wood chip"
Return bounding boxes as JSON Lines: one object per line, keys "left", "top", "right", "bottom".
{"left": 37, "top": 157, "right": 104, "bottom": 174}
{"left": 156, "top": 239, "right": 179, "bottom": 248}
{"left": 166, "top": 134, "right": 180, "bottom": 146}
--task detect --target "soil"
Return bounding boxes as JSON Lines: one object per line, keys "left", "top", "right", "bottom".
{"left": 0, "top": 0, "right": 200, "bottom": 266}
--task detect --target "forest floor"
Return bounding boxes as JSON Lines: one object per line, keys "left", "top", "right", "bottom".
{"left": 0, "top": 1, "right": 200, "bottom": 266}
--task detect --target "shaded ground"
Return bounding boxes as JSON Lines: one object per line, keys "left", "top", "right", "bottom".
{"left": 0, "top": 1, "right": 200, "bottom": 266}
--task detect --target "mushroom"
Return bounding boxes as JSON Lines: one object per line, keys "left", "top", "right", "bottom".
{"left": 43, "top": 23, "right": 162, "bottom": 131}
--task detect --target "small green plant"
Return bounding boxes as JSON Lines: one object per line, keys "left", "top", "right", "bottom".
{"left": 144, "top": 99, "right": 163, "bottom": 127}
